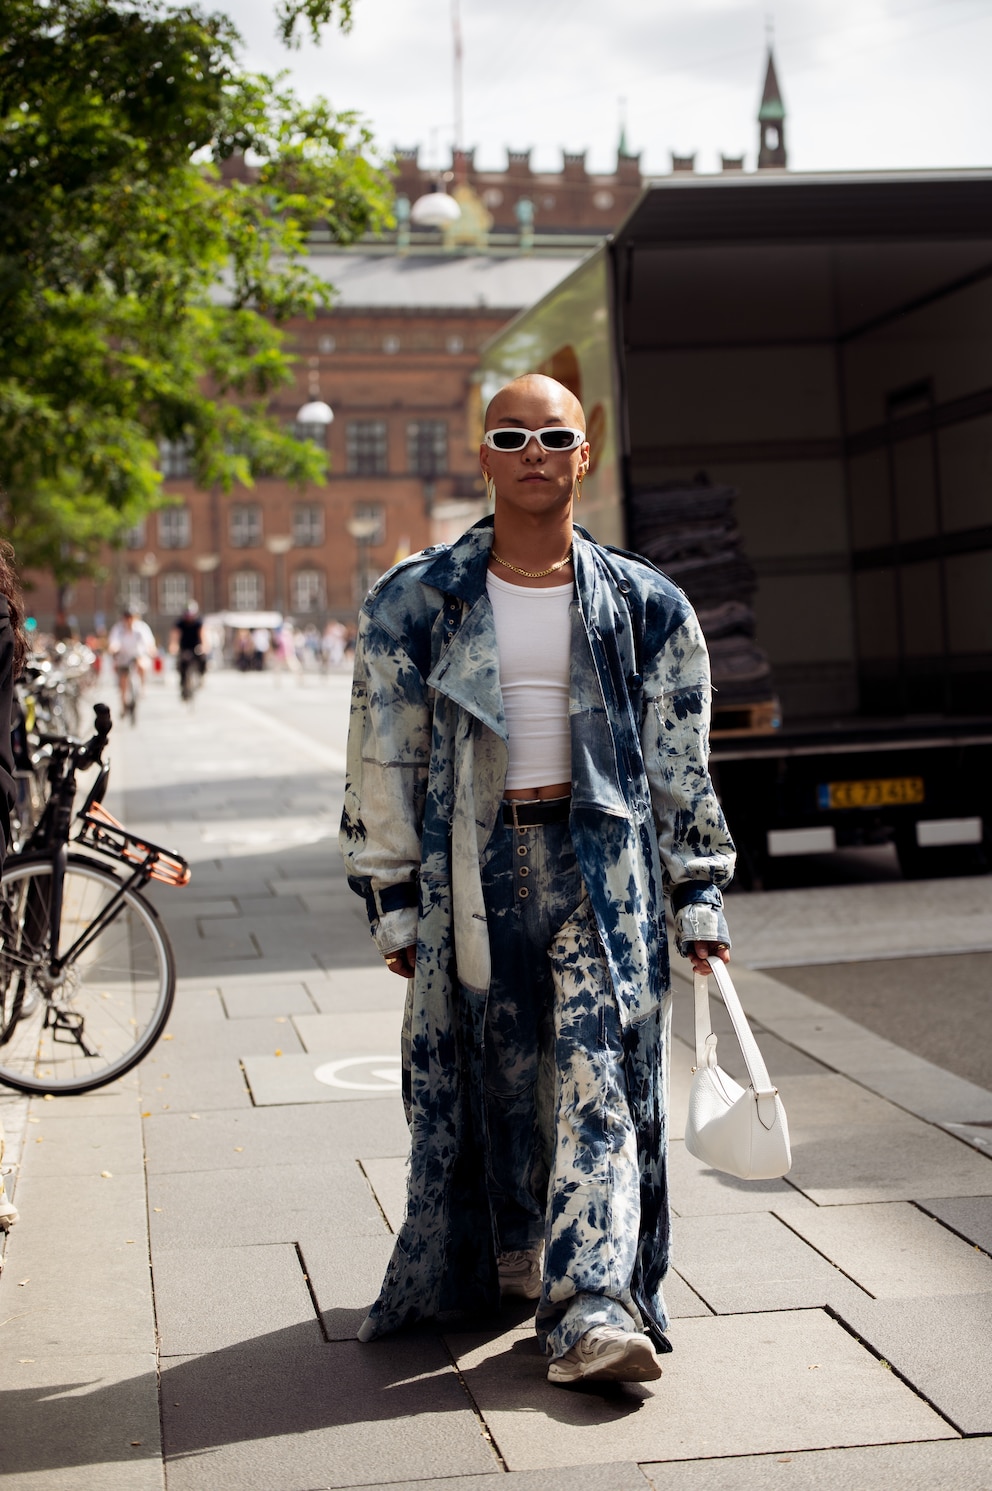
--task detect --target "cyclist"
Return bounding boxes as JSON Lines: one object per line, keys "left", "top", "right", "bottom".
{"left": 106, "top": 606, "right": 156, "bottom": 718}
{"left": 170, "top": 600, "right": 206, "bottom": 701}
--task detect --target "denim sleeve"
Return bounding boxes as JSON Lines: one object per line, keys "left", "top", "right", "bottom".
{"left": 641, "top": 611, "right": 736, "bottom": 958}
{"left": 338, "top": 611, "right": 430, "bottom": 956}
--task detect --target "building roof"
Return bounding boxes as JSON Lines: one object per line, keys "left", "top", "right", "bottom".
{"left": 758, "top": 49, "right": 786, "bottom": 122}
{"left": 300, "top": 248, "right": 592, "bottom": 312}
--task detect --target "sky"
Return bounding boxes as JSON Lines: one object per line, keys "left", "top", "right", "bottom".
{"left": 217, "top": 0, "right": 992, "bottom": 179}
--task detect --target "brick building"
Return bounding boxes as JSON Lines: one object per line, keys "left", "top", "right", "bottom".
{"left": 25, "top": 48, "right": 789, "bottom": 639}
{"left": 38, "top": 243, "right": 593, "bottom": 639}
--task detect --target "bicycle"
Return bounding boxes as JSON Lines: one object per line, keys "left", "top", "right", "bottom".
{"left": 0, "top": 703, "right": 190, "bottom": 1095}
{"left": 178, "top": 647, "right": 206, "bottom": 705}
{"left": 116, "top": 658, "right": 141, "bottom": 726}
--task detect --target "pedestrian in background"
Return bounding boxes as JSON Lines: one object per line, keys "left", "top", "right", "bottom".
{"left": 340, "top": 374, "right": 735, "bottom": 1385}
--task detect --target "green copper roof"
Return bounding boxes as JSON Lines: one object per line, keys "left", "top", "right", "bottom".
{"left": 759, "top": 50, "right": 786, "bottom": 121}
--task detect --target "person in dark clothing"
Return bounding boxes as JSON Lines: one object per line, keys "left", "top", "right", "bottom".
{"left": 169, "top": 601, "right": 206, "bottom": 700}
{"left": 0, "top": 540, "right": 27, "bottom": 875}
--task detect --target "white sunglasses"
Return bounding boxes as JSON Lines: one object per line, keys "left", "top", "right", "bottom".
{"left": 484, "top": 426, "right": 586, "bottom": 453}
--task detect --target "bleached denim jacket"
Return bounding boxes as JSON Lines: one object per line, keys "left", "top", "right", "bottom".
{"left": 340, "top": 516, "right": 735, "bottom": 1338}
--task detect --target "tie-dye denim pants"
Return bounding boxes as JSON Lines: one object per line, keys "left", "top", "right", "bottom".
{"left": 480, "top": 813, "right": 646, "bottom": 1359}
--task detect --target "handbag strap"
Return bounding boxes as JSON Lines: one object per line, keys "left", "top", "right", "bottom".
{"left": 693, "top": 962, "right": 779, "bottom": 1110}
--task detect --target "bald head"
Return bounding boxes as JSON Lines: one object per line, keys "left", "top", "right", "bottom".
{"left": 484, "top": 374, "right": 585, "bottom": 432}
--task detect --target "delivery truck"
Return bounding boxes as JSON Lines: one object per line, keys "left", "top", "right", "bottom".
{"left": 479, "top": 170, "right": 992, "bottom": 886}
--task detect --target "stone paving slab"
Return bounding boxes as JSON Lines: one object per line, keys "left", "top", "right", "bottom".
{"left": 724, "top": 875, "right": 992, "bottom": 967}
{"left": 916, "top": 1193, "right": 992, "bottom": 1254}
{"left": 835, "top": 1291, "right": 992, "bottom": 1434}
{"left": 445, "top": 1310, "right": 953, "bottom": 1468}
{"left": 149, "top": 1013, "right": 305, "bottom": 1057}
{"left": 777, "top": 1198, "right": 992, "bottom": 1297}
{"left": 159, "top": 1332, "right": 499, "bottom": 1491}
{"left": 669, "top": 1140, "right": 797, "bottom": 1217}
{"left": 219, "top": 983, "right": 319, "bottom": 1019}
{"left": 297, "top": 1231, "right": 398, "bottom": 1340}
{"left": 242, "top": 1051, "right": 405, "bottom": 1106}
{"left": 337, "top": 1469, "right": 653, "bottom": 1491}
{"left": 639, "top": 1438, "right": 992, "bottom": 1491}
{"left": 764, "top": 1072, "right": 916, "bottom": 1130}
{"left": 291, "top": 1008, "right": 403, "bottom": 1054}
{"left": 143, "top": 1098, "right": 410, "bottom": 1173}
{"left": 147, "top": 1161, "right": 388, "bottom": 1249}
{"left": 20, "top": 1112, "right": 144, "bottom": 1178}
{"left": 153, "top": 1243, "right": 321, "bottom": 1356}
{"left": 0, "top": 1172, "right": 154, "bottom": 1357}
{"left": 360, "top": 1153, "right": 409, "bottom": 1231}
{"left": 139, "top": 1054, "right": 254, "bottom": 1113}
{"left": 673, "top": 1212, "right": 870, "bottom": 1314}
{"left": 784, "top": 1114, "right": 992, "bottom": 1205}
{"left": 942, "top": 1120, "right": 992, "bottom": 1157}
{"left": 0, "top": 1352, "right": 162, "bottom": 1490}
{"left": 166, "top": 988, "right": 229, "bottom": 1022}
{"left": 662, "top": 1270, "right": 714, "bottom": 1320}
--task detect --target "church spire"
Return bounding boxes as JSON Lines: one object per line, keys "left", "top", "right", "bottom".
{"left": 757, "top": 47, "right": 787, "bottom": 169}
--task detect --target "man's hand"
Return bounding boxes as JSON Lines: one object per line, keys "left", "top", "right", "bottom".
{"left": 689, "top": 941, "right": 730, "bottom": 976}
{"left": 384, "top": 945, "right": 417, "bottom": 978}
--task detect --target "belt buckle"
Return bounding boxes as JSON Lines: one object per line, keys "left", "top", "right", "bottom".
{"left": 507, "top": 799, "right": 527, "bottom": 831}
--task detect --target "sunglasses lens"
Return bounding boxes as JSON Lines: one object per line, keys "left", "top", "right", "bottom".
{"left": 540, "top": 429, "right": 579, "bottom": 450}
{"left": 490, "top": 431, "right": 527, "bottom": 451}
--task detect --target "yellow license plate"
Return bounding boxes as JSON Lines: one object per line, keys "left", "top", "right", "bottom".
{"left": 819, "top": 776, "right": 925, "bottom": 810}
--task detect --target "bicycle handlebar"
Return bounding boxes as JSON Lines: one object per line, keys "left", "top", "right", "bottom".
{"left": 76, "top": 703, "right": 113, "bottom": 769}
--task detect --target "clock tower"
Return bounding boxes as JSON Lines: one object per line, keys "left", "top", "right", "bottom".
{"left": 757, "top": 48, "right": 787, "bottom": 169}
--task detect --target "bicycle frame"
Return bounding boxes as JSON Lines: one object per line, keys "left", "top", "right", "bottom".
{"left": 12, "top": 703, "right": 189, "bottom": 983}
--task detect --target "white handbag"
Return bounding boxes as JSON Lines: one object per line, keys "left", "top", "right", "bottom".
{"left": 684, "top": 959, "right": 792, "bottom": 1180}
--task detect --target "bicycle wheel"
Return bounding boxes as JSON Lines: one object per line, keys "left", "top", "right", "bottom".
{"left": 0, "top": 855, "right": 175, "bottom": 1094}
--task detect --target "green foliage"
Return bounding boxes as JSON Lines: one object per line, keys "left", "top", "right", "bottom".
{"left": 0, "top": 0, "right": 393, "bottom": 582}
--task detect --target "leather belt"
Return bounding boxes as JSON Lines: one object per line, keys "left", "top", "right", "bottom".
{"left": 501, "top": 796, "right": 571, "bottom": 829}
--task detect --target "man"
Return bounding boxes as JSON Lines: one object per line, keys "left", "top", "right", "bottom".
{"left": 106, "top": 606, "right": 156, "bottom": 714}
{"left": 170, "top": 600, "right": 206, "bottom": 700}
{"left": 340, "top": 374, "right": 735, "bottom": 1386}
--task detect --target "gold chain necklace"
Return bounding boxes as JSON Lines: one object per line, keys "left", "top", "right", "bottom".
{"left": 491, "top": 546, "right": 573, "bottom": 579}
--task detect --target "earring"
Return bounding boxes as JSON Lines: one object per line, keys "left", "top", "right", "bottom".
{"left": 573, "top": 473, "right": 584, "bottom": 504}
{"left": 486, "top": 474, "right": 496, "bottom": 506}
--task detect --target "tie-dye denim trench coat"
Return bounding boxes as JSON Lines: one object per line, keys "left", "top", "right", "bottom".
{"left": 340, "top": 515, "right": 735, "bottom": 1344}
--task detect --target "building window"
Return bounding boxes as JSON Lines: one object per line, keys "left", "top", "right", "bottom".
{"left": 446, "top": 334, "right": 464, "bottom": 354}
{"left": 289, "top": 419, "right": 328, "bottom": 446}
{"left": 158, "top": 506, "right": 191, "bottom": 550}
{"left": 229, "top": 503, "right": 262, "bottom": 548}
{"left": 121, "top": 574, "right": 149, "bottom": 613}
{"left": 292, "top": 504, "right": 324, "bottom": 548}
{"left": 291, "top": 568, "right": 326, "bottom": 614}
{"left": 229, "top": 570, "right": 263, "bottom": 611}
{"left": 159, "top": 437, "right": 193, "bottom": 479}
{"left": 317, "top": 334, "right": 336, "bottom": 354}
{"left": 159, "top": 571, "right": 191, "bottom": 614}
{"left": 350, "top": 503, "right": 385, "bottom": 546}
{"left": 382, "top": 334, "right": 400, "bottom": 355}
{"left": 346, "top": 419, "right": 389, "bottom": 475}
{"left": 407, "top": 420, "right": 448, "bottom": 478}
{"left": 123, "top": 519, "right": 146, "bottom": 551}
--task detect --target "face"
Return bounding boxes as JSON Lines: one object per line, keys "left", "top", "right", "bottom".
{"left": 480, "top": 376, "right": 590, "bottom": 520}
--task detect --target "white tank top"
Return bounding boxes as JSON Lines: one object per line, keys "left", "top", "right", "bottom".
{"left": 486, "top": 571, "right": 572, "bottom": 790}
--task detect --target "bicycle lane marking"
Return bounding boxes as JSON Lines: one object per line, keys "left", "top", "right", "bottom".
{"left": 313, "top": 1056, "right": 403, "bottom": 1092}
{"left": 222, "top": 699, "right": 348, "bottom": 772}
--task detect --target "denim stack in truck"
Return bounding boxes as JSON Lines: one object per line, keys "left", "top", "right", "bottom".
{"left": 629, "top": 477, "right": 777, "bottom": 726}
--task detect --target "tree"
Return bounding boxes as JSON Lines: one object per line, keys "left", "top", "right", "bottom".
{"left": 0, "top": 0, "right": 393, "bottom": 584}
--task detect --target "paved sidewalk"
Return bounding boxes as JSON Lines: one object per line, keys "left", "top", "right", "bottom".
{"left": 2, "top": 667, "right": 991, "bottom": 1491}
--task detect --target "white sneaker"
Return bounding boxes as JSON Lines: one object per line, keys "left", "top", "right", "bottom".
{"left": 498, "top": 1247, "right": 543, "bottom": 1300}
{"left": 547, "top": 1325, "right": 662, "bottom": 1385}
